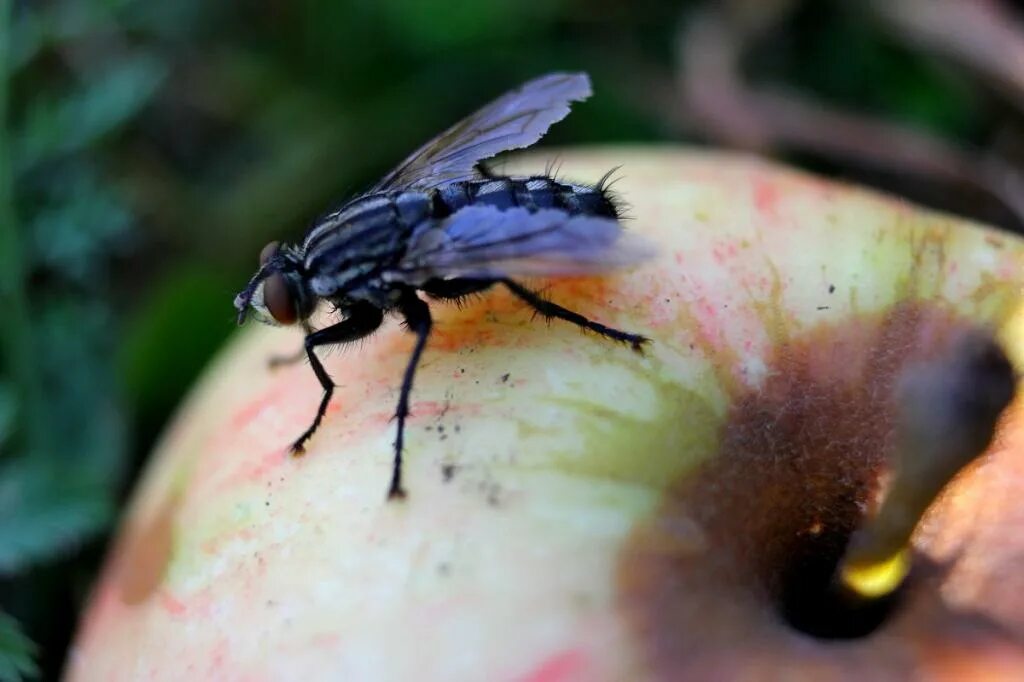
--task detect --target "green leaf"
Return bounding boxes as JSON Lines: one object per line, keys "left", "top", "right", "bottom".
{"left": 35, "top": 300, "right": 128, "bottom": 484}
{"left": 7, "top": 10, "right": 45, "bottom": 74}
{"left": 0, "top": 610, "right": 38, "bottom": 682}
{"left": 119, "top": 0, "right": 211, "bottom": 43}
{"left": 14, "top": 54, "right": 169, "bottom": 171}
{"left": 0, "top": 382, "right": 15, "bottom": 451}
{"left": 26, "top": 166, "right": 133, "bottom": 283}
{"left": 8, "top": 0, "right": 139, "bottom": 75}
{"left": 0, "top": 461, "right": 114, "bottom": 576}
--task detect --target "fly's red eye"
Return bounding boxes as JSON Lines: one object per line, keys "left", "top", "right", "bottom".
{"left": 264, "top": 273, "right": 298, "bottom": 325}
{"left": 259, "top": 241, "right": 281, "bottom": 266}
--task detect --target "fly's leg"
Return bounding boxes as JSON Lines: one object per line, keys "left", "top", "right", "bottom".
{"left": 389, "top": 290, "right": 434, "bottom": 500}
{"left": 501, "top": 279, "right": 649, "bottom": 352}
{"left": 268, "top": 321, "right": 315, "bottom": 369}
{"left": 268, "top": 347, "right": 306, "bottom": 369}
{"left": 291, "top": 303, "right": 384, "bottom": 454}
{"left": 420, "top": 277, "right": 494, "bottom": 304}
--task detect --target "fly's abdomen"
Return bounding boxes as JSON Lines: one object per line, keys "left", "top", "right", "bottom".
{"left": 433, "top": 175, "right": 620, "bottom": 219}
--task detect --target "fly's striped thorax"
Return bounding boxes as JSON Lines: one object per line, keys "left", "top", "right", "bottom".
{"left": 433, "top": 175, "right": 619, "bottom": 219}
{"left": 302, "top": 191, "right": 432, "bottom": 297}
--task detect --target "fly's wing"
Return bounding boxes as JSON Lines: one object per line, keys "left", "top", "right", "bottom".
{"left": 370, "top": 73, "right": 592, "bottom": 192}
{"left": 390, "top": 205, "right": 654, "bottom": 283}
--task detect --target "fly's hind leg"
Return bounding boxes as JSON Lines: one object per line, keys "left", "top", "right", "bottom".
{"left": 290, "top": 303, "right": 384, "bottom": 454}
{"left": 389, "top": 290, "right": 434, "bottom": 500}
{"left": 501, "top": 278, "right": 649, "bottom": 352}
{"left": 420, "top": 277, "right": 494, "bottom": 305}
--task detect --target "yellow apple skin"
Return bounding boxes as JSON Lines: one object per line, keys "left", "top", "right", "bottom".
{"left": 68, "top": 149, "right": 1024, "bottom": 681}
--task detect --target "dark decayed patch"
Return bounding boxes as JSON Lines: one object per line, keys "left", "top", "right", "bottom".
{"left": 616, "top": 301, "right": 1021, "bottom": 679}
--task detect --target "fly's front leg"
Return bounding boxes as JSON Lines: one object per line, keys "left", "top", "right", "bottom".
{"left": 501, "top": 278, "right": 649, "bottom": 352}
{"left": 268, "top": 321, "right": 315, "bottom": 369}
{"left": 291, "top": 303, "right": 384, "bottom": 454}
{"left": 389, "top": 290, "right": 434, "bottom": 500}
{"left": 268, "top": 346, "right": 306, "bottom": 369}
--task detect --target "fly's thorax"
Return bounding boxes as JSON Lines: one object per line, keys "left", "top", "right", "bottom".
{"left": 432, "top": 175, "right": 620, "bottom": 219}
{"left": 302, "top": 191, "right": 432, "bottom": 258}
{"left": 301, "top": 191, "right": 431, "bottom": 305}
{"left": 324, "top": 286, "right": 404, "bottom": 311}
{"left": 309, "top": 260, "right": 389, "bottom": 300}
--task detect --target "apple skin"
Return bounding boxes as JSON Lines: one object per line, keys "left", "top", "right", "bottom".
{"left": 68, "top": 149, "right": 1024, "bottom": 681}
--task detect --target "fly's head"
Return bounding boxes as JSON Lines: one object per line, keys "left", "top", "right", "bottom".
{"left": 234, "top": 241, "right": 316, "bottom": 326}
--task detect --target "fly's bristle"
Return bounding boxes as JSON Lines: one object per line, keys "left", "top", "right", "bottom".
{"left": 543, "top": 156, "right": 565, "bottom": 180}
{"left": 445, "top": 291, "right": 486, "bottom": 310}
{"left": 607, "top": 192, "right": 632, "bottom": 221}
{"left": 594, "top": 166, "right": 629, "bottom": 220}
{"left": 594, "top": 166, "right": 622, "bottom": 192}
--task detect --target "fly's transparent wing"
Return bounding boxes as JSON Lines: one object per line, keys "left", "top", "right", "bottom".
{"left": 370, "top": 73, "right": 592, "bottom": 192}
{"left": 390, "top": 205, "right": 654, "bottom": 283}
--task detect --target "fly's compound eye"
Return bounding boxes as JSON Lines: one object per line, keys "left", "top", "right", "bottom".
{"left": 259, "top": 241, "right": 281, "bottom": 266}
{"left": 263, "top": 272, "right": 298, "bottom": 325}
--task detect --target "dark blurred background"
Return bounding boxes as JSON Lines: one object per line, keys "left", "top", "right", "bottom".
{"left": 3, "top": 0, "right": 1024, "bottom": 678}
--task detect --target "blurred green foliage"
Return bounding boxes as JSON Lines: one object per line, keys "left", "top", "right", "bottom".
{"left": 1, "top": 0, "right": 158, "bottom": 677}
{"left": 0, "top": 0, "right": 1006, "bottom": 679}
{"left": 0, "top": 611, "right": 37, "bottom": 682}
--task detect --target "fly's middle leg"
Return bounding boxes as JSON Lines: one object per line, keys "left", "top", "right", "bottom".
{"left": 500, "top": 278, "right": 649, "bottom": 352}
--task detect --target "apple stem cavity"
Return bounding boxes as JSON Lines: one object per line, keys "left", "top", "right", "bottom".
{"left": 838, "top": 328, "right": 1017, "bottom": 600}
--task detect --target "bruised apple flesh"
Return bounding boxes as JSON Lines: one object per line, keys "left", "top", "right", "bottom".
{"left": 69, "top": 149, "right": 1024, "bottom": 681}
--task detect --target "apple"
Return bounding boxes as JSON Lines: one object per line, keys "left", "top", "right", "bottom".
{"left": 67, "top": 149, "right": 1024, "bottom": 680}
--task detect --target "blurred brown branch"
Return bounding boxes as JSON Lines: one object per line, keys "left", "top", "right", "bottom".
{"left": 867, "top": 0, "right": 1024, "bottom": 111}
{"left": 668, "top": 1, "right": 1024, "bottom": 226}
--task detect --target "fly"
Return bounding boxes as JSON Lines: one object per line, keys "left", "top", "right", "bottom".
{"left": 234, "top": 72, "right": 653, "bottom": 500}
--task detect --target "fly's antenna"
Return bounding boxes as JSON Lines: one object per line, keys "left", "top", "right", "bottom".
{"left": 233, "top": 259, "right": 280, "bottom": 324}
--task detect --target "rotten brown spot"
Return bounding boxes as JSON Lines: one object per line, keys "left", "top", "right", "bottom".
{"left": 117, "top": 491, "right": 181, "bottom": 604}
{"left": 617, "top": 301, "right": 1024, "bottom": 679}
